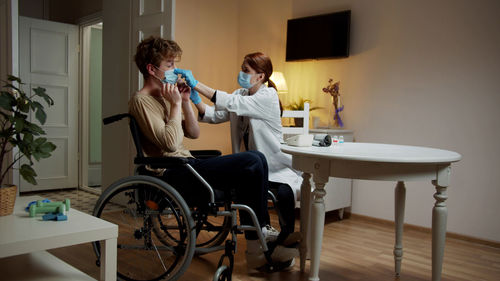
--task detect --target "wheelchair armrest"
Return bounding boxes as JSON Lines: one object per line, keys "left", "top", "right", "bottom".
{"left": 134, "top": 156, "right": 189, "bottom": 169}
{"left": 190, "top": 150, "right": 222, "bottom": 159}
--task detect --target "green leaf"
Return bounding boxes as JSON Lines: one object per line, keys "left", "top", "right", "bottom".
{"left": 0, "top": 91, "right": 16, "bottom": 111}
{"left": 7, "top": 75, "right": 22, "bottom": 83}
{"left": 33, "top": 87, "right": 54, "bottom": 106}
{"left": 35, "top": 108, "right": 47, "bottom": 125}
{"left": 24, "top": 122, "right": 45, "bottom": 135}
{"left": 20, "top": 164, "right": 37, "bottom": 185}
{"left": 30, "top": 101, "right": 43, "bottom": 111}
{"left": 23, "top": 132, "right": 34, "bottom": 143}
{"left": 14, "top": 117, "right": 25, "bottom": 132}
{"left": 39, "top": 141, "right": 56, "bottom": 154}
{"left": 2, "top": 83, "right": 21, "bottom": 92}
{"left": 33, "top": 137, "right": 46, "bottom": 145}
{"left": 17, "top": 98, "right": 30, "bottom": 113}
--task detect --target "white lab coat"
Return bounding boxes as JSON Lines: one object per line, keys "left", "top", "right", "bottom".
{"left": 200, "top": 85, "right": 303, "bottom": 201}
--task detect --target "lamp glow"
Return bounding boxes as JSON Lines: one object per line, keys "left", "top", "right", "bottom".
{"left": 270, "top": 71, "right": 288, "bottom": 94}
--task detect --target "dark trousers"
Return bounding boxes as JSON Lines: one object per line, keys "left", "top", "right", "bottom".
{"left": 248, "top": 150, "right": 297, "bottom": 243}
{"left": 162, "top": 150, "right": 269, "bottom": 240}
{"left": 269, "top": 181, "right": 296, "bottom": 243}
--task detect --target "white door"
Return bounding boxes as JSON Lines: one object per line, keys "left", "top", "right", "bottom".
{"left": 19, "top": 16, "right": 78, "bottom": 192}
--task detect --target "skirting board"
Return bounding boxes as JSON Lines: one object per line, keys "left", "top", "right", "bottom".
{"left": 348, "top": 212, "right": 500, "bottom": 249}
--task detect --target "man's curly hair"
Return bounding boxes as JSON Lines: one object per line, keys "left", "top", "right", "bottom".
{"left": 134, "top": 36, "right": 182, "bottom": 79}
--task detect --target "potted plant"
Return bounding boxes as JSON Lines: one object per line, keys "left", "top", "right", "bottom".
{"left": 285, "top": 97, "right": 322, "bottom": 127}
{"left": 0, "top": 75, "right": 56, "bottom": 216}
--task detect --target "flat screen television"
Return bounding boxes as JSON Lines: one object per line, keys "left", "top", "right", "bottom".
{"left": 286, "top": 10, "right": 351, "bottom": 61}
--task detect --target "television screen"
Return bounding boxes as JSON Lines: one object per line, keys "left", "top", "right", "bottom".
{"left": 286, "top": 10, "right": 350, "bottom": 61}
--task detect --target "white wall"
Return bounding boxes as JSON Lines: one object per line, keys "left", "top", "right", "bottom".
{"left": 289, "top": 0, "right": 500, "bottom": 242}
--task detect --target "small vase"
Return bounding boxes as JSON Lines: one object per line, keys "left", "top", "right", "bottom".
{"left": 328, "top": 97, "right": 339, "bottom": 128}
{"left": 0, "top": 185, "right": 17, "bottom": 216}
{"left": 294, "top": 117, "right": 303, "bottom": 128}
{"left": 328, "top": 96, "right": 344, "bottom": 128}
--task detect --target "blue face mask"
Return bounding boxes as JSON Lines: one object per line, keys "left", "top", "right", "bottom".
{"left": 154, "top": 65, "right": 178, "bottom": 84}
{"left": 162, "top": 69, "right": 178, "bottom": 84}
{"left": 237, "top": 71, "right": 255, "bottom": 89}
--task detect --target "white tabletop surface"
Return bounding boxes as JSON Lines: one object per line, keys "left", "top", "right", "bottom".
{"left": 281, "top": 142, "right": 462, "bottom": 164}
{"left": 0, "top": 195, "right": 117, "bottom": 258}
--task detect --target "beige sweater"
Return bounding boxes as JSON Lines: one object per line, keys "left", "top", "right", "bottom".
{"left": 128, "top": 93, "right": 192, "bottom": 159}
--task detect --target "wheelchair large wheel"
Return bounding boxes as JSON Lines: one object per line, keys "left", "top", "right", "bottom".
{"left": 152, "top": 203, "right": 231, "bottom": 251}
{"left": 93, "top": 175, "right": 196, "bottom": 281}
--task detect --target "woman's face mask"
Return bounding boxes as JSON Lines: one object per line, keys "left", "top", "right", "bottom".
{"left": 238, "top": 71, "right": 256, "bottom": 89}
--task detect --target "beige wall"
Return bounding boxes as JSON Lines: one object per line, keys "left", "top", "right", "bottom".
{"left": 97, "top": 0, "right": 499, "bottom": 242}
{"left": 175, "top": 0, "right": 238, "bottom": 155}
{"left": 176, "top": 0, "right": 292, "bottom": 155}
{"left": 286, "top": 0, "right": 500, "bottom": 242}
{"left": 178, "top": 0, "right": 500, "bottom": 242}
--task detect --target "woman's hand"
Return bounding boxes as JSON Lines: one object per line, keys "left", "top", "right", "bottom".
{"left": 174, "top": 68, "right": 198, "bottom": 88}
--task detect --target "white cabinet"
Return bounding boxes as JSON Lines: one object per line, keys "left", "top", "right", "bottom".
{"left": 307, "top": 129, "right": 354, "bottom": 217}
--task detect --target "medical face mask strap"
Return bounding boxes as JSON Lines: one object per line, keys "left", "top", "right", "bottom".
{"left": 150, "top": 64, "right": 165, "bottom": 83}
{"left": 151, "top": 64, "right": 177, "bottom": 84}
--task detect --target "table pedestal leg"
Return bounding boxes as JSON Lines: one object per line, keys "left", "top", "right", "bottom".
{"left": 394, "top": 181, "right": 406, "bottom": 276}
{"left": 432, "top": 166, "right": 450, "bottom": 281}
{"left": 309, "top": 180, "right": 326, "bottom": 281}
{"left": 299, "top": 173, "right": 312, "bottom": 272}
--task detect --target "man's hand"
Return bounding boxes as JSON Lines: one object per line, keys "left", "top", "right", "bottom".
{"left": 163, "top": 83, "right": 182, "bottom": 105}
{"left": 177, "top": 82, "right": 191, "bottom": 103}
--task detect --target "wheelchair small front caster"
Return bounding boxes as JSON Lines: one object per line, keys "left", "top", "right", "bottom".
{"left": 213, "top": 265, "right": 231, "bottom": 281}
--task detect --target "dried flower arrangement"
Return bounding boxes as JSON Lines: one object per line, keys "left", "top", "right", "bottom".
{"left": 322, "top": 78, "right": 344, "bottom": 127}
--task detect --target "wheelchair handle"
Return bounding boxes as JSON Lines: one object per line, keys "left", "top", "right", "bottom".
{"left": 103, "top": 113, "right": 131, "bottom": 125}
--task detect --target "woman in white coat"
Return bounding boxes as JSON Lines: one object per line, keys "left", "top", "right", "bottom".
{"left": 175, "top": 52, "right": 302, "bottom": 245}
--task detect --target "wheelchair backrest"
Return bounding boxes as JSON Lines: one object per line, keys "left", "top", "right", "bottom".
{"left": 103, "top": 113, "right": 144, "bottom": 159}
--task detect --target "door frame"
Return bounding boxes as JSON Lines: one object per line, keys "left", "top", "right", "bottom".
{"left": 1, "top": 0, "right": 19, "bottom": 187}
{"left": 78, "top": 12, "right": 102, "bottom": 194}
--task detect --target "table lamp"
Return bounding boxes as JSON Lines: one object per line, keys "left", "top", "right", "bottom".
{"left": 270, "top": 71, "right": 288, "bottom": 94}
{"left": 270, "top": 71, "right": 288, "bottom": 106}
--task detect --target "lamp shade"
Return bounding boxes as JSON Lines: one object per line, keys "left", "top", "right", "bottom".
{"left": 270, "top": 71, "right": 288, "bottom": 93}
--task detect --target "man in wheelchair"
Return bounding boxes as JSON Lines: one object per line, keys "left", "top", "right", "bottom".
{"left": 129, "top": 36, "right": 299, "bottom": 273}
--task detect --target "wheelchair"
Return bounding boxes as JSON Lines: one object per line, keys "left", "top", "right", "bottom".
{"left": 92, "top": 113, "right": 285, "bottom": 281}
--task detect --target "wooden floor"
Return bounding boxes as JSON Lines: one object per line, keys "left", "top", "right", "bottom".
{"left": 49, "top": 210, "right": 500, "bottom": 281}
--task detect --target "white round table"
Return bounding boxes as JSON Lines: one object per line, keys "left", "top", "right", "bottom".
{"left": 281, "top": 142, "right": 461, "bottom": 281}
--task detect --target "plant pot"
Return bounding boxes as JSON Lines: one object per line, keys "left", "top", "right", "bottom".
{"left": 294, "top": 117, "right": 303, "bottom": 128}
{"left": 0, "top": 185, "right": 17, "bottom": 216}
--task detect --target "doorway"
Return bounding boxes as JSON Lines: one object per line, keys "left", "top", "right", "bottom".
{"left": 80, "top": 19, "right": 103, "bottom": 192}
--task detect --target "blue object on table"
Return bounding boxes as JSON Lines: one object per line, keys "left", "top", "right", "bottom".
{"left": 42, "top": 213, "right": 57, "bottom": 221}
{"left": 25, "top": 199, "right": 50, "bottom": 212}
{"left": 42, "top": 212, "right": 67, "bottom": 221}
{"left": 56, "top": 214, "right": 68, "bottom": 221}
